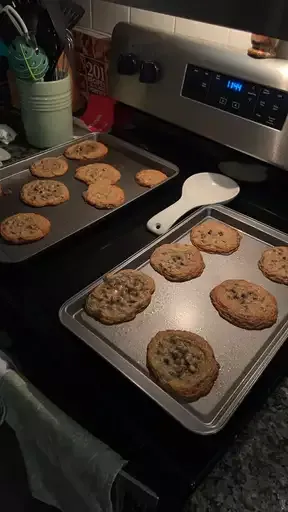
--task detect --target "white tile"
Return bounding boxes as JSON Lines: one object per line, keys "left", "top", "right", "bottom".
{"left": 130, "top": 8, "right": 175, "bottom": 33}
{"left": 76, "top": 0, "right": 92, "bottom": 29}
{"left": 175, "top": 18, "right": 229, "bottom": 45}
{"left": 92, "top": 0, "right": 130, "bottom": 35}
{"left": 228, "top": 29, "right": 251, "bottom": 50}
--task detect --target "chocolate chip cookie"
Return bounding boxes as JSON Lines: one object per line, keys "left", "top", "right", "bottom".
{"left": 210, "top": 279, "right": 278, "bottom": 329}
{"left": 190, "top": 220, "right": 241, "bottom": 254}
{"left": 83, "top": 180, "right": 125, "bottom": 209}
{"left": 1, "top": 213, "right": 51, "bottom": 244}
{"left": 147, "top": 330, "right": 219, "bottom": 401}
{"left": 64, "top": 140, "right": 108, "bottom": 160}
{"left": 150, "top": 243, "right": 205, "bottom": 282}
{"left": 21, "top": 180, "right": 69, "bottom": 207}
{"left": 30, "top": 157, "right": 68, "bottom": 178}
{"left": 85, "top": 269, "right": 155, "bottom": 324}
{"left": 135, "top": 169, "right": 167, "bottom": 188}
{"left": 258, "top": 246, "right": 288, "bottom": 285}
{"left": 75, "top": 163, "right": 121, "bottom": 185}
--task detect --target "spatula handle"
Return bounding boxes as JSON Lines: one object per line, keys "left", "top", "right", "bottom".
{"left": 147, "top": 198, "right": 202, "bottom": 235}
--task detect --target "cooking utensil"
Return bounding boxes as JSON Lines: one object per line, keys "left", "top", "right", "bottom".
{"left": 8, "top": 36, "right": 48, "bottom": 81}
{"left": 0, "top": 39, "right": 8, "bottom": 56}
{"left": 0, "top": 4, "right": 30, "bottom": 41}
{"left": 60, "top": 0, "right": 84, "bottom": 30}
{"left": 36, "top": 7, "right": 64, "bottom": 81}
{"left": 54, "top": 28, "right": 74, "bottom": 80}
{"left": 147, "top": 172, "right": 240, "bottom": 235}
{"left": 60, "top": 205, "right": 288, "bottom": 435}
{"left": 45, "top": 1, "right": 84, "bottom": 80}
{"left": 18, "top": 2, "right": 41, "bottom": 53}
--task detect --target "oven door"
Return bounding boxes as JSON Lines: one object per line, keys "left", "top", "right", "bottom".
{"left": 104, "top": 0, "right": 288, "bottom": 41}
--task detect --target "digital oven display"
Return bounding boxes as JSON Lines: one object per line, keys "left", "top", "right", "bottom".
{"left": 227, "top": 80, "right": 243, "bottom": 92}
{"left": 181, "top": 63, "right": 288, "bottom": 130}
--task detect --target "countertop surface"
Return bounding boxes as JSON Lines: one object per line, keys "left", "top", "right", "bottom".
{"left": 0, "top": 119, "right": 288, "bottom": 511}
{"left": 186, "top": 376, "right": 288, "bottom": 512}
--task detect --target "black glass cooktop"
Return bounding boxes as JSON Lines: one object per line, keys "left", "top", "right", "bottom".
{"left": 1, "top": 103, "right": 287, "bottom": 512}
{"left": 112, "top": 103, "right": 288, "bottom": 233}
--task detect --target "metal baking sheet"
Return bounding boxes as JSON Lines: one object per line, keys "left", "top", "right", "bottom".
{"left": 0, "top": 133, "right": 179, "bottom": 263}
{"left": 59, "top": 205, "right": 288, "bottom": 435}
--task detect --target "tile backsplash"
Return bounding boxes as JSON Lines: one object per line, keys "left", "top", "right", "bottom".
{"left": 130, "top": 8, "right": 175, "bottom": 34}
{"left": 78, "top": 0, "right": 250, "bottom": 51}
{"left": 93, "top": 1, "right": 130, "bottom": 34}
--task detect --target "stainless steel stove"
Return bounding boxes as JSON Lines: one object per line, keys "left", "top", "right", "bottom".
{"left": 103, "top": 23, "right": 288, "bottom": 509}
{"left": 110, "top": 22, "right": 288, "bottom": 171}
{"left": 2, "top": 23, "right": 288, "bottom": 512}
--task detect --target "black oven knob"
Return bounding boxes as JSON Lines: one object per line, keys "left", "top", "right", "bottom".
{"left": 139, "top": 61, "right": 161, "bottom": 83}
{"left": 117, "top": 53, "right": 139, "bottom": 75}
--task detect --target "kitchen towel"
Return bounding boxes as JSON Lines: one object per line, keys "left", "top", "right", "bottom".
{"left": 0, "top": 360, "right": 126, "bottom": 512}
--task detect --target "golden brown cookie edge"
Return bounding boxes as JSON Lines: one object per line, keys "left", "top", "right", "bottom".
{"left": 210, "top": 280, "right": 278, "bottom": 330}
{"left": 135, "top": 169, "right": 167, "bottom": 188}
{"left": 147, "top": 330, "right": 219, "bottom": 401}
{"left": 190, "top": 221, "right": 242, "bottom": 255}
{"left": 30, "top": 157, "right": 68, "bottom": 178}
{"left": 258, "top": 247, "right": 288, "bottom": 285}
{"left": 83, "top": 183, "right": 125, "bottom": 209}
{"left": 150, "top": 244, "right": 205, "bottom": 282}
{"left": 85, "top": 269, "right": 155, "bottom": 324}
{"left": 20, "top": 180, "right": 70, "bottom": 207}
{"left": 64, "top": 141, "right": 108, "bottom": 160}
{"left": 0, "top": 213, "right": 51, "bottom": 244}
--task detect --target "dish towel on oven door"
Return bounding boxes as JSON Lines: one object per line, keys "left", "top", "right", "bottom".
{"left": 0, "top": 354, "right": 126, "bottom": 512}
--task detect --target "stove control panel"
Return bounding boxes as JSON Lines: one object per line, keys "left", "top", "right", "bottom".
{"left": 181, "top": 64, "right": 288, "bottom": 130}
{"left": 110, "top": 23, "right": 288, "bottom": 170}
{"left": 139, "top": 61, "right": 161, "bottom": 83}
{"left": 117, "top": 53, "right": 139, "bottom": 75}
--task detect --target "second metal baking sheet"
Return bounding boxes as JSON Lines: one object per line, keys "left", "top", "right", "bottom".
{"left": 0, "top": 133, "right": 178, "bottom": 263}
{"left": 60, "top": 206, "right": 288, "bottom": 435}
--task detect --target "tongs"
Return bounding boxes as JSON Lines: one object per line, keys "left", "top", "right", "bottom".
{"left": 0, "top": 3, "right": 32, "bottom": 45}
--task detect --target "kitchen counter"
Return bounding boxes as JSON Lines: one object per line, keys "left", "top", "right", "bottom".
{"left": 186, "top": 376, "right": 288, "bottom": 512}
{"left": 0, "top": 108, "right": 40, "bottom": 166}
{"left": 0, "top": 109, "right": 84, "bottom": 168}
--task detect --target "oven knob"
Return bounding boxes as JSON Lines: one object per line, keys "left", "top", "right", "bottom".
{"left": 117, "top": 53, "right": 139, "bottom": 75}
{"left": 139, "top": 61, "right": 161, "bottom": 83}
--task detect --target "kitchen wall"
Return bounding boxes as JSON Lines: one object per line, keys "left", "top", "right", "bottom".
{"left": 76, "top": 0, "right": 251, "bottom": 51}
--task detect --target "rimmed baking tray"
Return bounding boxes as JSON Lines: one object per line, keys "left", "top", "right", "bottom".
{"left": 59, "top": 205, "right": 288, "bottom": 435}
{"left": 0, "top": 133, "right": 179, "bottom": 263}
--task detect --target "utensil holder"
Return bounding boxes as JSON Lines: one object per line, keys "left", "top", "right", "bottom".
{"left": 17, "top": 75, "right": 73, "bottom": 149}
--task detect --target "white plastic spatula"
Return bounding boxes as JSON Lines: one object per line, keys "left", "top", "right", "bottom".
{"left": 147, "top": 172, "right": 240, "bottom": 235}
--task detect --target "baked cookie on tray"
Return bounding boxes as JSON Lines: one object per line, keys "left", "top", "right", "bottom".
{"left": 1, "top": 213, "right": 50, "bottom": 244}
{"left": 150, "top": 243, "right": 205, "bottom": 282}
{"left": 210, "top": 279, "right": 278, "bottom": 330}
{"left": 21, "top": 180, "right": 69, "bottom": 207}
{"left": 190, "top": 220, "right": 241, "bottom": 254}
{"left": 30, "top": 157, "right": 68, "bottom": 178}
{"left": 75, "top": 163, "right": 121, "bottom": 185}
{"left": 85, "top": 269, "right": 155, "bottom": 324}
{"left": 83, "top": 180, "right": 125, "bottom": 209}
{"left": 64, "top": 140, "right": 108, "bottom": 160}
{"left": 258, "top": 246, "right": 288, "bottom": 285}
{"left": 135, "top": 169, "right": 167, "bottom": 188}
{"left": 147, "top": 330, "right": 219, "bottom": 401}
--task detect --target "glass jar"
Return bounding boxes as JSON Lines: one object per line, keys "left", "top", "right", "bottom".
{"left": 248, "top": 34, "right": 279, "bottom": 58}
